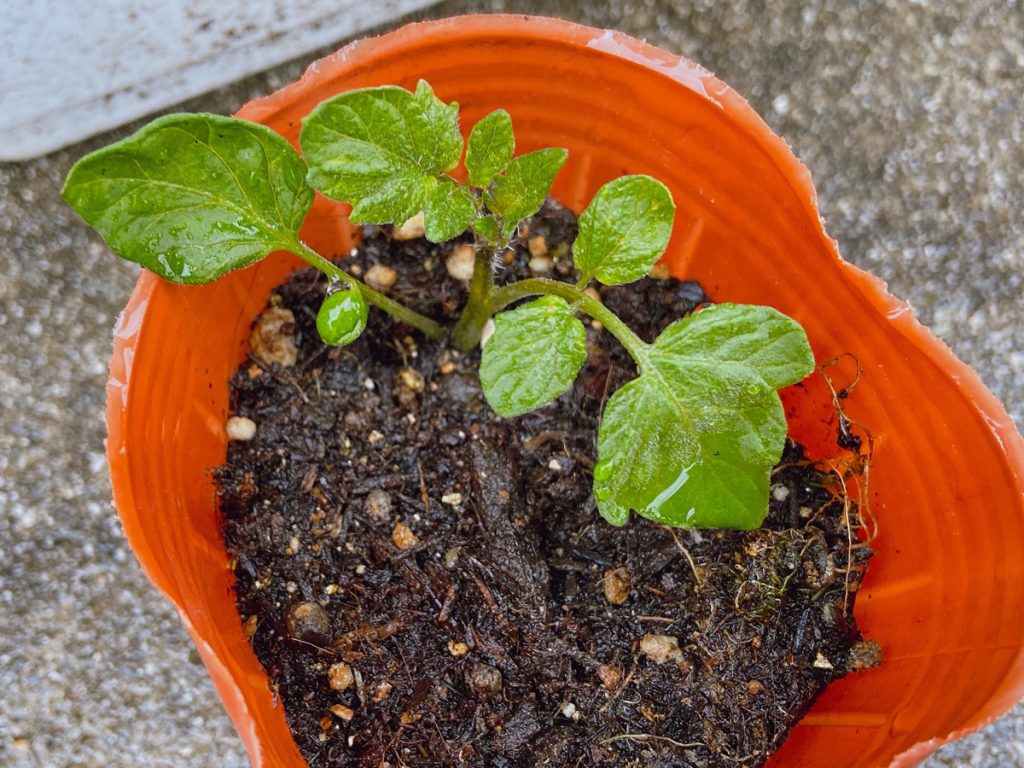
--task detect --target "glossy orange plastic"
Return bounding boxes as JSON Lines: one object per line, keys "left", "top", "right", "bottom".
{"left": 106, "top": 15, "right": 1024, "bottom": 768}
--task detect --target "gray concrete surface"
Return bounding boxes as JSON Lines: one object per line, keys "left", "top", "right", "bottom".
{"left": 1, "top": 1, "right": 1021, "bottom": 766}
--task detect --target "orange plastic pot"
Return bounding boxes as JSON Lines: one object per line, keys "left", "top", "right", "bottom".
{"left": 106, "top": 14, "right": 1024, "bottom": 768}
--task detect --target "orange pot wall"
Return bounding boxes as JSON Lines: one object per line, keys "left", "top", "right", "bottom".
{"left": 106, "top": 15, "right": 1024, "bottom": 768}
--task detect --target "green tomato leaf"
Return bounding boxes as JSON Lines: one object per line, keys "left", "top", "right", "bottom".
{"left": 574, "top": 175, "right": 675, "bottom": 285}
{"left": 654, "top": 303, "right": 814, "bottom": 390}
{"left": 490, "top": 148, "right": 568, "bottom": 236}
{"left": 62, "top": 113, "right": 312, "bottom": 284}
{"left": 480, "top": 297, "right": 588, "bottom": 417}
{"left": 594, "top": 355, "right": 785, "bottom": 530}
{"left": 466, "top": 109, "right": 515, "bottom": 188}
{"left": 300, "top": 81, "right": 463, "bottom": 225}
{"left": 593, "top": 305, "right": 813, "bottom": 530}
{"left": 472, "top": 215, "right": 501, "bottom": 244}
{"left": 424, "top": 179, "right": 476, "bottom": 243}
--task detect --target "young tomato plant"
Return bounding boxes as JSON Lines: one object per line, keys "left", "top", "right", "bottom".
{"left": 63, "top": 80, "right": 814, "bottom": 531}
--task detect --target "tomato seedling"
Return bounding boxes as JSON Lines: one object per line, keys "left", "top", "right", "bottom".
{"left": 63, "top": 80, "right": 814, "bottom": 530}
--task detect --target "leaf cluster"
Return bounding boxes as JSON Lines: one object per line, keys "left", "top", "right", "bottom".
{"left": 62, "top": 80, "right": 814, "bottom": 531}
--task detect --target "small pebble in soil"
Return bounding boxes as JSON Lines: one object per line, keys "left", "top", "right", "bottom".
{"left": 364, "top": 264, "right": 397, "bottom": 292}
{"left": 441, "top": 492, "right": 462, "bottom": 507}
{"left": 447, "top": 641, "right": 469, "bottom": 657}
{"left": 528, "top": 255, "right": 553, "bottom": 274}
{"left": 328, "top": 662, "right": 355, "bottom": 692}
{"left": 649, "top": 261, "right": 671, "bottom": 280}
{"left": 598, "top": 664, "right": 623, "bottom": 691}
{"left": 466, "top": 663, "right": 503, "bottom": 696}
{"left": 602, "top": 567, "right": 631, "bottom": 605}
{"left": 400, "top": 711, "right": 423, "bottom": 726}
{"left": 226, "top": 416, "right": 257, "bottom": 441}
{"left": 813, "top": 652, "right": 835, "bottom": 670}
{"left": 392, "top": 212, "right": 425, "bottom": 241}
{"left": 443, "top": 547, "right": 460, "bottom": 568}
{"left": 391, "top": 523, "right": 418, "bottom": 550}
{"left": 445, "top": 243, "right": 475, "bottom": 282}
{"left": 371, "top": 681, "right": 393, "bottom": 703}
{"left": 527, "top": 235, "right": 548, "bottom": 258}
{"left": 363, "top": 489, "right": 393, "bottom": 525}
{"left": 640, "top": 633, "right": 684, "bottom": 665}
{"left": 399, "top": 368, "right": 425, "bottom": 393}
{"left": 249, "top": 304, "right": 297, "bottom": 367}
{"left": 330, "top": 704, "right": 355, "bottom": 722}
{"left": 846, "top": 640, "right": 883, "bottom": 671}
{"left": 286, "top": 602, "right": 331, "bottom": 645}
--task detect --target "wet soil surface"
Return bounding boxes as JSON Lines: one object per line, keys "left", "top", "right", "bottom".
{"left": 219, "top": 202, "right": 874, "bottom": 768}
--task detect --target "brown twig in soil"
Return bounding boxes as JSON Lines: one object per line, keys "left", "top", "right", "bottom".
{"left": 289, "top": 636, "right": 337, "bottom": 655}
{"left": 437, "top": 584, "right": 457, "bottom": 625}
{"left": 522, "top": 430, "right": 571, "bottom": 454}
{"left": 416, "top": 459, "right": 430, "bottom": 514}
{"left": 664, "top": 525, "right": 705, "bottom": 588}
{"left": 598, "top": 733, "right": 705, "bottom": 750}
{"left": 468, "top": 570, "right": 519, "bottom": 638}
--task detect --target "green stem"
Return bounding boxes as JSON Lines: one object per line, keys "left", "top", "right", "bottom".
{"left": 451, "top": 246, "right": 496, "bottom": 352}
{"left": 291, "top": 241, "right": 446, "bottom": 340}
{"left": 488, "top": 278, "right": 651, "bottom": 368}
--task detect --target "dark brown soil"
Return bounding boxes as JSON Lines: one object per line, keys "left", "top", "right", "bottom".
{"left": 218, "top": 202, "right": 874, "bottom": 768}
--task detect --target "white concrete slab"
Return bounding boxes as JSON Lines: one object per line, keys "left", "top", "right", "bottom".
{"left": 0, "top": 0, "right": 439, "bottom": 160}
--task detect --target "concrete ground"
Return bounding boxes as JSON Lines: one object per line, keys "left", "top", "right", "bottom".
{"left": 1, "top": 1, "right": 1021, "bottom": 766}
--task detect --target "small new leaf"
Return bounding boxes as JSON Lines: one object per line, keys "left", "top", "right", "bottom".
{"left": 574, "top": 175, "right": 675, "bottom": 285}
{"left": 593, "top": 304, "right": 814, "bottom": 530}
{"left": 301, "top": 81, "right": 462, "bottom": 226}
{"left": 62, "top": 113, "right": 312, "bottom": 284}
{"left": 424, "top": 180, "right": 476, "bottom": 242}
{"left": 490, "top": 148, "right": 568, "bottom": 236}
{"left": 466, "top": 110, "right": 514, "bottom": 188}
{"left": 480, "top": 297, "right": 587, "bottom": 417}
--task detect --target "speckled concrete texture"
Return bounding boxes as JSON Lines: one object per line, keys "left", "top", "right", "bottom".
{"left": 1, "top": 1, "right": 1021, "bottom": 766}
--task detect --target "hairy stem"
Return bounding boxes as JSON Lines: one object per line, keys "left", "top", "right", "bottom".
{"left": 452, "top": 246, "right": 497, "bottom": 352}
{"left": 292, "top": 241, "right": 446, "bottom": 340}
{"left": 488, "top": 278, "right": 651, "bottom": 368}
